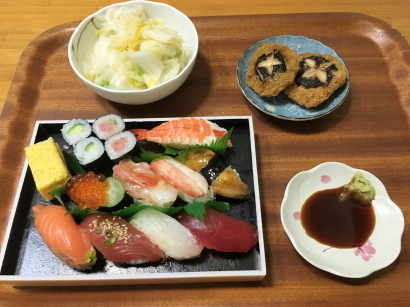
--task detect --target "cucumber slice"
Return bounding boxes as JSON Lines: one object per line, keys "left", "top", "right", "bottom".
{"left": 67, "top": 123, "right": 85, "bottom": 135}
{"left": 85, "top": 142, "right": 96, "bottom": 152}
{"left": 105, "top": 177, "right": 125, "bottom": 207}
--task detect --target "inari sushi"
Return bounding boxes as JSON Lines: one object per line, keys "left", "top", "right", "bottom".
{"left": 79, "top": 213, "right": 165, "bottom": 264}
{"left": 32, "top": 204, "right": 96, "bottom": 270}
{"left": 129, "top": 117, "right": 231, "bottom": 150}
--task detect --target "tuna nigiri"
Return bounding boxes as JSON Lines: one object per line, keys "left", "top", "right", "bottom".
{"left": 129, "top": 208, "right": 204, "bottom": 260}
{"left": 176, "top": 207, "right": 259, "bottom": 252}
{"left": 79, "top": 213, "right": 165, "bottom": 264}
{"left": 113, "top": 159, "right": 179, "bottom": 207}
{"left": 129, "top": 117, "right": 231, "bottom": 150}
{"left": 32, "top": 204, "right": 96, "bottom": 270}
{"left": 150, "top": 156, "right": 213, "bottom": 203}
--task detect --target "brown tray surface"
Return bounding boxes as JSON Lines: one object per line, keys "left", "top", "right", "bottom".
{"left": 0, "top": 12, "right": 409, "bottom": 304}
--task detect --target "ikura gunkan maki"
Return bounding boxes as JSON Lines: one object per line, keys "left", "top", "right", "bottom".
{"left": 66, "top": 171, "right": 125, "bottom": 209}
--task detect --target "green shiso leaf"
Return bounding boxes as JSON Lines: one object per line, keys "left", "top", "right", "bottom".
{"left": 65, "top": 203, "right": 104, "bottom": 219}
{"left": 49, "top": 187, "right": 65, "bottom": 207}
{"left": 201, "top": 200, "right": 230, "bottom": 213}
{"left": 207, "top": 127, "right": 233, "bottom": 155}
{"left": 125, "top": 147, "right": 164, "bottom": 163}
{"left": 112, "top": 203, "right": 183, "bottom": 219}
{"left": 164, "top": 147, "right": 181, "bottom": 155}
{"left": 63, "top": 150, "right": 85, "bottom": 174}
{"left": 112, "top": 201, "right": 229, "bottom": 220}
{"left": 183, "top": 201, "right": 229, "bottom": 221}
{"left": 183, "top": 202, "right": 206, "bottom": 221}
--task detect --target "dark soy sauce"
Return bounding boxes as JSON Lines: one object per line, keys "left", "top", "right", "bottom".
{"left": 301, "top": 187, "right": 376, "bottom": 248}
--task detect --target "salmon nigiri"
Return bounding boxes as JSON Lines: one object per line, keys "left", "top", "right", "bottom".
{"left": 32, "top": 204, "right": 96, "bottom": 270}
{"left": 129, "top": 117, "right": 231, "bottom": 150}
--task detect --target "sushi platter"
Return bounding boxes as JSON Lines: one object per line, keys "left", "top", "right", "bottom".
{"left": 0, "top": 116, "right": 266, "bottom": 286}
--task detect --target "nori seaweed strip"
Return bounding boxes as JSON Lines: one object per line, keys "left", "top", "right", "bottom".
{"left": 199, "top": 156, "right": 226, "bottom": 185}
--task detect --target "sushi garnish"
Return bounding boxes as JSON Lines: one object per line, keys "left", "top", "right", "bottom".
{"left": 111, "top": 200, "right": 229, "bottom": 220}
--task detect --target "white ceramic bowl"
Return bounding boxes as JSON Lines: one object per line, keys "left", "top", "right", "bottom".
{"left": 281, "top": 162, "right": 404, "bottom": 278}
{"left": 68, "top": 1, "right": 198, "bottom": 105}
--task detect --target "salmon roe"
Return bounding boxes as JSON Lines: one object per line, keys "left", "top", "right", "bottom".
{"left": 67, "top": 171, "right": 109, "bottom": 210}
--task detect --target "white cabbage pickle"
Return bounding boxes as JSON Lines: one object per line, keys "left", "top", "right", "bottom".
{"left": 83, "top": 5, "right": 185, "bottom": 90}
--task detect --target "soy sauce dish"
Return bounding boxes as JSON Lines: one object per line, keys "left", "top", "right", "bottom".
{"left": 280, "top": 162, "right": 404, "bottom": 278}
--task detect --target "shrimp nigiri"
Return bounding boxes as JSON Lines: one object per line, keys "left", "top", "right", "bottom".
{"left": 113, "top": 159, "right": 179, "bottom": 207}
{"left": 129, "top": 117, "right": 231, "bottom": 150}
{"left": 32, "top": 204, "right": 96, "bottom": 270}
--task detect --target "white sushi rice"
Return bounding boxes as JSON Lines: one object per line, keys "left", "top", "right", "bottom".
{"left": 61, "top": 118, "right": 92, "bottom": 145}
{"left": 105, "top": 131, "right": 137, "bottom": 160}
{"left": 178, "top": 187, "right": 215, "bottom": 204}
{"left": 74, "top": 137, "right": 105, "bottom": 165}
{"left": 92, "top": 114, "right": 125, "bottom": 140}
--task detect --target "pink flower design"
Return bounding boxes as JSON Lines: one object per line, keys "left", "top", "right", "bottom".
{"left": 321, "top": 175, "right": 332, "bottom": 183}
{"left": 293, "top": 211, "right": 301, "bottom": 220}
{"left": 355, "top": 241, "right": 376, "bottom": 261}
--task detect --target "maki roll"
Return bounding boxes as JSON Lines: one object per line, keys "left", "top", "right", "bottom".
{"left": 105, "top": 131, "right": 137, "bottom": 160}
{"left": 74, "top": 136, "right": 109, "bottom": 172}
{"left": 92, "top": 114, "right": 125, "bottom": 140}
{"left": 61, "top": 119, "right": 92, "bottom": 145}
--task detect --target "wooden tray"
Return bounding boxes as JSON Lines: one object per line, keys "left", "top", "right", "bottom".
{"left": 0, "top": 12, "right": 409, "bottom": 304}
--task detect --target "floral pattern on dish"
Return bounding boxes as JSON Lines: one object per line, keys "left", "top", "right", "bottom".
{"left": 292, "top": 172, "right": 377, "bottom": 262}
{"left": 281, "top": 162, "right": 404, "bottom": 278}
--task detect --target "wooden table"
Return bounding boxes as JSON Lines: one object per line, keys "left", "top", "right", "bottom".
{"left": 0, "top": 1, "right": 409, "bottom": 306}
{"left": 1, "top": 0, "right": 410, "bottom": 114}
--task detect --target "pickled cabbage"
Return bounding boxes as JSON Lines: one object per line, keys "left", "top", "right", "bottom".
{"left": 83, "top": 5, "right": 185, "bottom": 90}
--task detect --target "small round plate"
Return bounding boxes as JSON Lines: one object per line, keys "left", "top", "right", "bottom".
{"left": 280, "top": 162, "right": 404, "bottom": 278}
{"left": 236, "top": 35, "right": 350, "bottom": 121}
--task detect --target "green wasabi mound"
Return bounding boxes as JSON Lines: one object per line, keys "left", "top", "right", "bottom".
{"left": 337, "top": 171, "right": 375, "bottom": 206}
